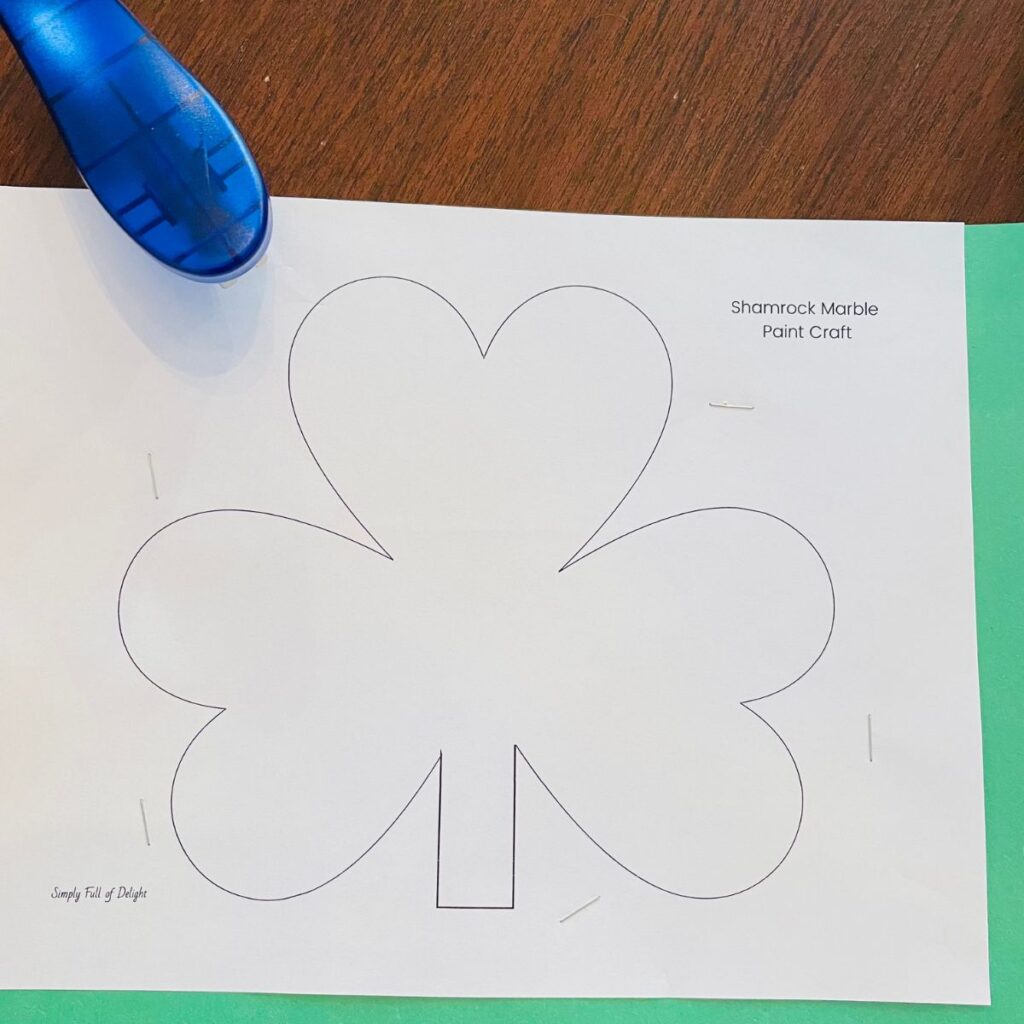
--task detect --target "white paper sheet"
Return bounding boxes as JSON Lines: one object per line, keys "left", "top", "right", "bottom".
{"left": 0, "top": 187, "right": 988, "bottom": 1003}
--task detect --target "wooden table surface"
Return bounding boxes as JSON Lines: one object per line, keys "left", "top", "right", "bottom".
{"left": 1, "top": 0, "right": 1023, "bottom": 222}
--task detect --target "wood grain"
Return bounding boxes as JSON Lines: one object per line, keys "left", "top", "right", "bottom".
{"left": 2, "top": 0, "right": 1023, "bottom": 221}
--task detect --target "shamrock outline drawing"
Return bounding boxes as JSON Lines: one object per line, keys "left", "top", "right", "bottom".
{"left": 118, "top": 277, "right": 836, "bottom": 907}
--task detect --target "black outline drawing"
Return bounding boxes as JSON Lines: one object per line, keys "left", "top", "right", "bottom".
{"left": 118, "top": 277, "right": 835, "bottom": 907}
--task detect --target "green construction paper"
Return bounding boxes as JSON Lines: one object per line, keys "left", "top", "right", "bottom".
{"left": 2, "top": 224, "right": 1021, "bottom": 1023}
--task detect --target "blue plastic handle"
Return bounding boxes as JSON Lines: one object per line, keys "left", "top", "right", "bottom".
{"left": 0, "top": 0, "right": 271, "bottom": 282}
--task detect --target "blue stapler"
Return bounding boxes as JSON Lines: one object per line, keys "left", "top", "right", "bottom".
{"left": 0, "top": 0, "right": 271, "bottom": 282}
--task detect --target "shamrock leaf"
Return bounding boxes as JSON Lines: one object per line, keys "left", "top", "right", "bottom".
{"left": 119, "top": 278, "right": 834, "bottom": 906}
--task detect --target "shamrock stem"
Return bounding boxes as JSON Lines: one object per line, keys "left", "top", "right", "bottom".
{"left": 435, "top": 740, "right": 517, "bottom": 909}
